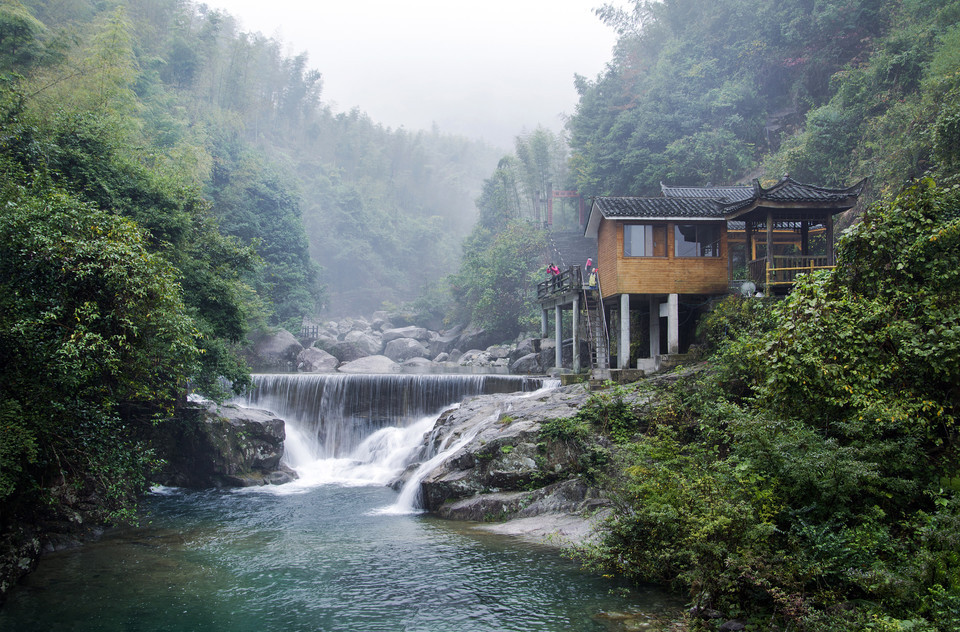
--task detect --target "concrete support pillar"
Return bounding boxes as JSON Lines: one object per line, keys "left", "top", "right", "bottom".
{"left": 541, "top": 309, "right": 548, "bottom": 338}
{"left": 648, "top": 296, "right": 660, "bottom": 359}
{"left": 554, "top": 304, "right": 562, "bottom": 369}
{"left": 619, "top": 294, "right": 630, "bottom": 369}
{"left": 667, "top": 293, "right": 680, "bottom": 354}
{"left": 572, "top": 295, "right": 580, "bottom": 373}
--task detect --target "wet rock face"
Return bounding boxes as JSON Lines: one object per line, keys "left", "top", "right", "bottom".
{"left": 151, "top": 403, "right": 295, "bottom": 488}
{"left": 397, "top": 385, "right": 594, "bottom": 513}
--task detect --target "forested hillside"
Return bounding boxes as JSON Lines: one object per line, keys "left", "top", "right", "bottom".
{"left": 568, "top": 0, "right": 960, "bottom": 202}
{"left": 13, "top": 0, "right": 499, "bottom": 320}
{"left": 456, "top": 0, "right": 960, "bottom": 342}
{"left": 0, "top": 0, "right": 498, "bottom": 568}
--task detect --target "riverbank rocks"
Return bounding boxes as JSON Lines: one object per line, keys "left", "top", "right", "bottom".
{"left": 389, "top": 384, "right": 615, "bottom": 546}
{"left": 282, "top": 313, "right": 560, "bottom": 375}
{"left": 383, "top": 337, "right": 429, "bottom": 362}
{"left": 297, "top": 347, "right": 339, "bottom": 372}
{"left": 337, "top": 355, "right": 401, "bottom": 373}
{"left": 150, "top": 402, "right": 296, "bottom": 488}
{"left": 245, "top": 328, "right": 303, "bottom": 371}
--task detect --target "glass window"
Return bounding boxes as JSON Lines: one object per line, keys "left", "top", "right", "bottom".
{"left": 624, "top": 224, "right": 666, "bottom": 257}
{"left": 674, "top": 224, "right": 721, "bottom": 257}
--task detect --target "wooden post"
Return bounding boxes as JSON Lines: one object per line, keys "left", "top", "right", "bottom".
{"left": 826, "top": 213, "right": 835, "bottom": 265}
{"left": 541, "top": 308, "right": 548, "bottom": 338}
{"left": 800, "top": 220, "right": 809, "bottom": 256}
{"left": 766, "top": 211, "right": 774, "bottom": 287}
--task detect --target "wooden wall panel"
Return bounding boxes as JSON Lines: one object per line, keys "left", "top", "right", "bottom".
{"left": 596, "top": 220, "right": 729, "bottom": 296}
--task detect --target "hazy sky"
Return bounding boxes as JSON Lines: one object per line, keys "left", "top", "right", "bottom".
{"left": 207, "top": 0, "right": 619, "bottom": 149}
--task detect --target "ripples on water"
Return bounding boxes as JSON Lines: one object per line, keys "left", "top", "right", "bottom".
{"left": 1, "top": 485, "right": 684, "bottom": 632}
{"left": 2, "top": 376, "right": 684, "bottom": 631}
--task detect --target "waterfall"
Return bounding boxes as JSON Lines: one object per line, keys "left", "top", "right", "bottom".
{"left": 236, "top": 373, "right": 546, "bottom": 488}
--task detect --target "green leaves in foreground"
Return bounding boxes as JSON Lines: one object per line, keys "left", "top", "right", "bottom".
{"left": 579, "top": 180, "right": 960, "bottom": 631}
{"left": 0, "top": 177, "right": 198, "bottom": 518}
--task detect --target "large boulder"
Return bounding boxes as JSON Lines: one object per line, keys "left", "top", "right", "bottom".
{"left": 428, "top": 325, "right": 465, "bottom": 356}
{"left": 382, "top": 326, "right": 432, "bottom": 344}
{"left": 454, "top": 325, "right": 499, "bottom": 353}
{"left": 297, "top": 347, "right": 339, "bottom": 372}
{"left": 539, "top": 338, "right": 558, "bottom": 369}
{"left": 383, "top": 337, "right": 429, "bottom": 363}
{"left": 396, "top": 385, "right": 604, "bottom": 512}
{"left": 327, "top": 340, "right": 370, "bottom": 363}
{"left": 337, "top": 355, "right": 402, "bottom": 373}
{"left": 510, "top": 352, "right": 543, "bottom": 374}
{"left": 510, "top": 338, "right": 541, "bottom": 363}
{"left": 344, "top": 329, "right": 383, "bottom": 356}
{"left": 151, "top": 403, "right": 295, "bottom": 488}
{"left": 246, "top": 329, "right": 303, "bottom": 371}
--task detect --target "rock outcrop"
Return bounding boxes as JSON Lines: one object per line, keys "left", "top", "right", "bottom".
{"left": 151, "top": 402, "right": 296, "bottom": 488}
{"left": 390, "top": 383, "right": 613, "bottom": 546}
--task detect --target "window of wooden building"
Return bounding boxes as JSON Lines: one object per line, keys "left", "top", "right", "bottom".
{"left": 623, "top": 224, "right": 667, "bottom": 257}
{"left": 674, "top": 223, "right": 721, "bottom": 257}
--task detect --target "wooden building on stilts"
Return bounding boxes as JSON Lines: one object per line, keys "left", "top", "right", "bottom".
{"left": 537, "top": 176, "right": 864, "bottom": 378}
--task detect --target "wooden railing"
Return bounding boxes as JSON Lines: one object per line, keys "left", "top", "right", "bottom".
{"left": 537, "top": 266, "right": 583, "bottom": 299}
{"left": 749, "top": 255, "right": 833, "bottom": 288}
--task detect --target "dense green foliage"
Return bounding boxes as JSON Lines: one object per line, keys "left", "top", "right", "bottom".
{"left": 577, "top": 179, "right": 960, "bottom": 630}
{"left": 0, "top": 159, "right": 199, "bottom": 522}
{"left": 448, "top": 127, "right": 568, "bottom": 340}
{"left": 569, "top": 0, "right": 960, "bottom": 201}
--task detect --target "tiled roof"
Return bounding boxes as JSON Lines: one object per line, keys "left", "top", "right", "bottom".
{"left": 584, "top": 176, "right": 865, "bottom": 238}
{"left": 660, "top": 183, "right": 754, "bottom": 203}
{"left": 593, "top": 196, "right": 724, "bottom": 219}
{"left": 721, "top": 176, "right": 867, "bottom": 213}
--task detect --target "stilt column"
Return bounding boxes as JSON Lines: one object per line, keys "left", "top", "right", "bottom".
{"left": 648, "top": 296, "right": 660, "bottom": 359}
{"left": 619, "top": 294, "right": 630, "bottom": 369}
{"left": 554, "top": 304, "right": 562, "bottom": 369}
{"left": 572, "top": 296, "right": 580, "bottom": 373}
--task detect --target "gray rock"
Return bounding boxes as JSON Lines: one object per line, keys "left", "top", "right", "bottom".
{"left": 327, "top": 340, "right": 369, "bottom": 362}
{"left": 382, "top": 326, "right": 432, "bottom": 344}
{"left": 337, "top": 355, "right": 402, "bottom": 373}
{"left": 394, "top": 384, "right": 602, "bottom": 513}
{"left": 457, "top": 349, "right": 488, "bottom": 366}
{"left": 150, "top": 403, "right": 294, "bottom": 488}
{"left": 296, "top": 347, "right": 339, "bottom": 372}
{"left": 429, "top": 329, "right": 462, "bottom": 356}
{"left": 433, "top": 352, "right": 450, "bottom": 363}
{"left": 455, "top": 325, "right": 499, "bottom": 353}
{"left": 344, "top": 330, "right": 383, "bottom": 356}
{"left": 247, "top": 328, "right": 303, "bottom": 370}
{"left": 510, "top": 352, "right": 543, "bottom": 374}
{"left": 539, "top": 338, "right": 557, "bottom": 369}
{"left": 485, "top": 344, "right": 513, "bottom": 359}
{"left": 383, "top": 337, "right": 429, "bottom": 362}
{"left": 511, "top": 337, "right": 541, "bottom": 362}
{"left": 401, "top": 357, "right": 434, "bottom": 369}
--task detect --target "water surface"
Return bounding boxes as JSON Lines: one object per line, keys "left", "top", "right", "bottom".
{"left": 1, "top": 485, "right": 683, "bottom": 631}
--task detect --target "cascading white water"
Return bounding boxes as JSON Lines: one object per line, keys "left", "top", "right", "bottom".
{"left": 236, "top": 373, "right": 547, "bottom": 490}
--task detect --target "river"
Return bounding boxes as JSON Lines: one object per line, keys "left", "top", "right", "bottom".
{"left": 0, "top": 374, "right": 684, "bottom": 631}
